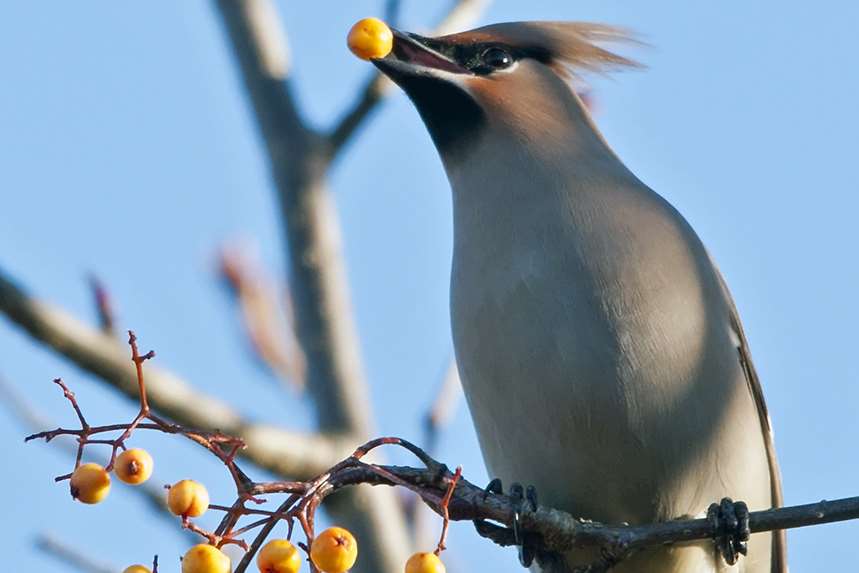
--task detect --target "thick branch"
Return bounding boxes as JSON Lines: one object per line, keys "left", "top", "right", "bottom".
{"left": 212, "top": 2, "right": 414, "bottom": 571}
{"left": 214, "top": 0, "right": 373, "bottom": 441}
{"left": 0, "top": 268, "right": 351, "bottom": 479}
{"left": 328, "top": 0, "right": 492, "bottom": 155}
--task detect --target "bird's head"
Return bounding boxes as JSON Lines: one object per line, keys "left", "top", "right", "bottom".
{"left": 372, "top": 21, "right": 639, "bottom": 162}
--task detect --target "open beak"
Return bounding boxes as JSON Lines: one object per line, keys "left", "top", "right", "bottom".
{"left": 373, "top": 29, "right": 469, "bottom": 79}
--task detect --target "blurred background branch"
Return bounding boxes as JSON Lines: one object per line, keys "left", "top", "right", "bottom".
{"left": 36, "top": 532, "right": 117, "bottom": 573}
{"left": 211, "top": 1, "right": 489, "bottom": 571}
{"left": 0, "top": 268, "right": 352, "bottom": 480}
{"left": 213, "top": 0, "right": 407, "bottom": 569}
{"left": 218, "top": 241, "right": 306, "bottom": 390}
{"left": 0, "top": 1, "right": 489, "bottom": 572}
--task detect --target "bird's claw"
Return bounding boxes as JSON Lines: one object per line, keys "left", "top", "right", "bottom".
{"left": 510, "top": 482, "right": 539, "bottom": 567}
{"left": 707, "top": 497, "right": 750, "bottom": 565}
{"left": 473, "top": 479, "right": 541, "bottom": 568}
{"left": 483, "top": 477, "right": 503, "bottom": 501}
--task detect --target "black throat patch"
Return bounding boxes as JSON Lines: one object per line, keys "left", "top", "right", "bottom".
{"left": 398, "top": 74, "right": 486, "bottom": 155}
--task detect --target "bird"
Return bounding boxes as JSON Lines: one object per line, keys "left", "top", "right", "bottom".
{"left": 370, "top": 21, "right": 786, "bottom": 572}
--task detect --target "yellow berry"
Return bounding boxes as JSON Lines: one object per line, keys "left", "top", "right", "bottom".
{"left": 405, "top": 552, "right": 446, "bottom": 573}
{"left": 122, "top": 566, "right": 152, "bottom": 573}
{"left": 115, "top": 448, "right": 154, "bottom": 485}
{"left": 310, "top": 527, "right": 358, "bottom": 573}
{"left": 347, "top": 17, "right": 393, "bottom": 60}
{"left": 70, "top": 463, "right": 111, "bottom": 504}
{"left": 181, "top": 544, "right": 231, "bottom": 573}
{"left": 257, "top": 539, "right": 302, "bottom": 573}
{"left": 168, "top": 479, "right": 210, "bottom": 518}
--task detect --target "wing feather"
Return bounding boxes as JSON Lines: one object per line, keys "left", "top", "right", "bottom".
{"left": 713, "top": 265, "right": 787, "bottom": 573}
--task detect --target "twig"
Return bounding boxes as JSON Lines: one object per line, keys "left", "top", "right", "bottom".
{"left": 218, "top": 242, "right": 305, "bottom": 389}
{"left": 434, "top": 466, "right": 462, "bottom": 554}
{"left": 88, "top": 273, "right": 116, "bottom": 335}
{"left": 328, "top": 0, "right": 492, "bottom": 155}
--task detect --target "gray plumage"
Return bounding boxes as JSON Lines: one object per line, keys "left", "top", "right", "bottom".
{"left": 373, "top": 21, "right": 786, "bottom": 573}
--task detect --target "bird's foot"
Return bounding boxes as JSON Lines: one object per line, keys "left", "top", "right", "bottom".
{"left": 473, "top": 479, "right": 540, "bottom": 567}
{"left": 511, "top": 482, "right": 540, "bottom": 566}
{"left": 707, "top": 497, "right": 750, "bottom": 565}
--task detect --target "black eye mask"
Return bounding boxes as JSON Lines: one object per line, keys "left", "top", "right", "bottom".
{"left": 403, "top": 36, "right": 551, "bottom": 76}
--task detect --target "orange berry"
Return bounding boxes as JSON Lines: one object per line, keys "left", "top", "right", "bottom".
{"left": 70, "top": 463, "right": 111, "bottom": 504}
{"left": 405, "top": 552, "right": 446, "bottom": 573}
{"left": 347, "top": 17, "right": 393, "bottom": 60}
{"left": 181, "top": 544, "right": 231, "bottom": 573}
{"left": 257, "top": 539, "right": 302, "bottom": 573}
{"left": 167, "top": 479, "right": 209, "bottom": 518}
{"left": 115, "top": 448, "right": 154, "bottom": 485}
{"left": 310, "top": 527, "right": 358, "bottom": 573}
{"left": 122, "top": 566, "right": 152, "bottom": 573}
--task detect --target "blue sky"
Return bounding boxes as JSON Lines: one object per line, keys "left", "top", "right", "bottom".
{"left": 1, "top": 1, "right": 857, "bottom": 571}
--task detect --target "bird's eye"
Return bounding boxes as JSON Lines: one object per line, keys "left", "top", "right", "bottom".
{"left": 481, "top": 47, "right": 513, "bottom": 70}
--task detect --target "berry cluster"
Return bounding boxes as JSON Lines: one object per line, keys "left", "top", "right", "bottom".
{"left": 28, "top": 332, "right": 459, "bottom": 572}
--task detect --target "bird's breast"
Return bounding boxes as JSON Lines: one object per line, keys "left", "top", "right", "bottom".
{"left": 449, "top": 179, "right": 741, "bottom": 523}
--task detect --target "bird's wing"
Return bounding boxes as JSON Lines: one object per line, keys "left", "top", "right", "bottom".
{"left": 712, "top": 264, "right": 788, "bottom": 573}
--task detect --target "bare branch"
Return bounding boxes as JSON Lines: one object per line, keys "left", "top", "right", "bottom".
{"left": 328, "top": 73, "right": 391, "bottom": 156}
{"left": 324, "top": 460, "right": 859, "bottom": 564}
{"left": 36, "top": 532, "right": 116, "bottom": 573}
{"left": 0, "top": 268, "right": 351, "bottom": 479}
{"left": 328, "top": 0, "right": 492, "bottom": 155}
